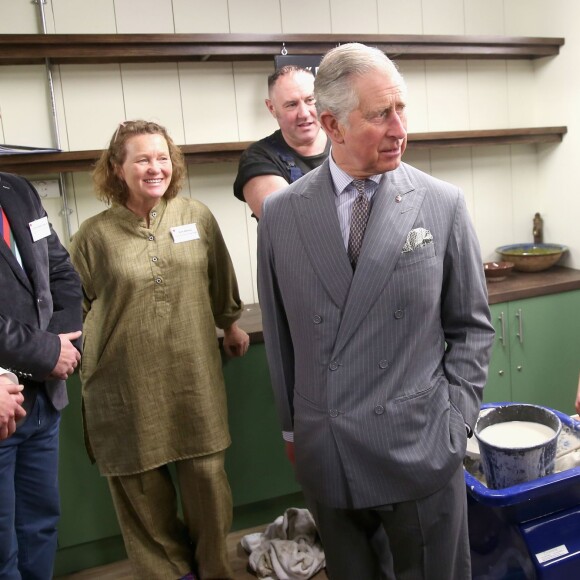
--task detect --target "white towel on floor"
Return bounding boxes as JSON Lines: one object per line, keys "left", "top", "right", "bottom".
{"left": 241, "top": 507, "right": 325, "bottom": 580}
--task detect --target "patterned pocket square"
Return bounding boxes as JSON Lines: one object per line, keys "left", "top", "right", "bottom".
{"left": 402, "top": 227, "right": 433, "bottom": 253}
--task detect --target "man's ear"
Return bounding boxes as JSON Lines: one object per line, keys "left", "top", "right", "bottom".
{"left": 265, "top": 98, "right": 276, "bottom": 118}
{"left": 319, "top": 112, "right": 344, "bottom": 144}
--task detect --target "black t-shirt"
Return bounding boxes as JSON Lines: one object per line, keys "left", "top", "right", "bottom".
{"left": 233, "top": 129, "right": 330, "bottom": 202}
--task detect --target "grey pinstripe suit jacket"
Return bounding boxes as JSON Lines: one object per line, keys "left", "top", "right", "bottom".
{"left": 258, "top": 160, "right": 494, "bottom": 509}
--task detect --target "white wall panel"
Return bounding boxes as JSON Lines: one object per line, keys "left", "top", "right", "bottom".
{"left": 509, "top": 144, "right": 542, "bottom": 245}
{"left": 424, "top": 61, "right": 470, "bottom": 132}
{"left": 422, "top": 0, "right": 465, "bottom": 35}
{"left": 0, "top": 0, "right": 40, "bottom": 33}
{"left": 233, "top": 62, "right": 278, "bottom": 142}
{"left": 114, "top": 0, "right": 175, "bottom": 33}
{"left": 398, "top": 61, "right": 429, "bottom": 133}
{"left": 173, "top": 0, "right": 230, "bottom": 33}
{"left": 280, "top": 0, "right": 331, "bottom": 33}
{"left": 504, "top": 0, "right": 543, "bottom": 36}
{"left": 120, "top": 64, "right": 185, "bottom": 144}
{"left": 59, "top": 65, "right": 125, "bottom": 151}
{"left": 402, "top": 150, "right": 432, "bottom": 176}
{"left": 180, "top": 63, "right": 239, "bottom": 144}
{"left": 228, "top": 0, "right": 282, "bottom": 33}
{"left": 378, "top": 0, "right": 423, "bottom": 34}
{"left": 467, "top": 61, "right": 509, "bottom": 130}
{"left": 430, "top": 147, "right": 475, "bottom": 219}
{"left": 187, "top": 163, "right": 255, "bottom": 304}
{"left": 471, "top": 146, "right": 513, "bottom": 260}
{"left": 51, "top": 0, "right": 116, "bottom": 33}
{"left": 464, "top": 0, "right": 505, "bottom": 35}
{"left": 67, "top": 172, "right": 108, "bottom": 236}
{"left": 330, "top": 0, "right": 379, "bottom": 33}
{"left": 0, "top": 66, "right": 54, "bottom": 148}
{"left": 506, "top": 61, "right": 536, "bottom": 128}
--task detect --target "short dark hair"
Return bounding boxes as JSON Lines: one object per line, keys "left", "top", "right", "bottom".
{"left": 92, "top": 120, "right": 186, "bottom": 206}
{"left": 267, "top": 65, "right": 314, "bottom": 92}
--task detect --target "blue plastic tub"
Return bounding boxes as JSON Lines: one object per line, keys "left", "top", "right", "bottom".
{"left": 465, "top": 403, "right": 580, "bottom": 524}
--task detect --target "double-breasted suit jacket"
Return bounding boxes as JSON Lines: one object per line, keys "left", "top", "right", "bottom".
{"left": 258, "top": 160, "right": 495, "bottom": 509}
{"left": 0, "top": 172, "right": 82, "bottom": 414}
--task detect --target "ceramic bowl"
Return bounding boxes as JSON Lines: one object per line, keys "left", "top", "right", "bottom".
{"left": 495, "top": 243, "right": 568, "bottom": 273}
{"left": 484, "top": 261, "right": 515, "bottom": 282}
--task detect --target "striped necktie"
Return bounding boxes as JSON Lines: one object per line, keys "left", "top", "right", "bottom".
{"left": 347, "top": 179, "right": 371, "bottom": 269}
{"left": 0, "top": 206, "right": 23, "bottom": 266}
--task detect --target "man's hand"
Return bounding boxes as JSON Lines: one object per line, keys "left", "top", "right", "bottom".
{"left": 222, "top": 323, "right": 250, "bottom": 358}
{"left": 0, "top": 379, "right": 26, "bottom": 440}
{"left": 49, "top": 330, "right": 82, "bottom": 380}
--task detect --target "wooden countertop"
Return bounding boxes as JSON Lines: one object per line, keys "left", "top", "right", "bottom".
{"left": 486, "top": 266, "right": 580, "bottom": 304}
{"left": 230, "top": 267, "right": 580, "bottom": 344}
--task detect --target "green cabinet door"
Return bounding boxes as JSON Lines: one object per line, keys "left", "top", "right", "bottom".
{"left": 483, "top": 304, "right": 512, "bottom": 404}
{"left": 509, "top": 291, "right": 580, "bottom": 414}
{"left": 483, "top": 291, "right": 580, "bottom": 414}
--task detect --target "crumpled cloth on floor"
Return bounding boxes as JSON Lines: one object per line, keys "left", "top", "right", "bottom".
{"left": 241, "top": 507, "right": 325, "bottom": 580}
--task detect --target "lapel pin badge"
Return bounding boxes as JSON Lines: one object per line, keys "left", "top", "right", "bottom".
{"left": 395, "top": 194, "right": 402, "bottom": 203}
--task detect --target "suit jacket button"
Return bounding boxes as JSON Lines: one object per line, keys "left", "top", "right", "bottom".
{"left": 312, "top": 315, "right": 322, "bottom": 324}
{"left": 329, "top": 361, "right": 339, "bottom": 371}
{"left": 378, "top": 359, "right": 389, "bottom": 369}
{"left": 374, "top": 405, "right": 385, "bottom": 415}
{"left": 394, "top": 309, "right": 404, "bottom": 319}
{"left": 329, "top": 409, "right": 339, "bottom": 418}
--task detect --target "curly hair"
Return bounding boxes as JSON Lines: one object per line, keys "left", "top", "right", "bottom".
{"left": 92, "top": 120, "right": 186, "bottom": 206}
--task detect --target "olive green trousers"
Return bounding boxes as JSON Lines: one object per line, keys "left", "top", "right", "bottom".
{"left": 108, "top": 451, "right": 233, "bottom": 579}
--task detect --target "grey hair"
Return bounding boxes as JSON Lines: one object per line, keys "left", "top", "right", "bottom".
{"left": 314, "top": 43, "right": 406, "bottom": 125}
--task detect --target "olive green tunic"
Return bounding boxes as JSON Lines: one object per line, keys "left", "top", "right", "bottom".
{"left": 70, "top": 197, "right": 243, "bottom": 476}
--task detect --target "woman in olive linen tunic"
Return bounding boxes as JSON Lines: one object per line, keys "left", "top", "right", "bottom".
{"left": 70, "top": 120, "right": 249, "bottom": 580}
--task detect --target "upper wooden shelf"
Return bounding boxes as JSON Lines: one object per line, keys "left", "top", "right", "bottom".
{"left": 0, "top": 33, "right": 565, "bottom": 65}
{"left": 0, "top": 127, "right": 567, "bottom": 176}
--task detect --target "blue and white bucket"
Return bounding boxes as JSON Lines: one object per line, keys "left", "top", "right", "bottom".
{"left": 474, "top": 404, "right": 562, "bottom": 490}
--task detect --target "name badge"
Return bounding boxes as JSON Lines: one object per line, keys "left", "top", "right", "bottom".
{"left": 29, "top": 216, "right": 51, "bottom": 242}
{"left": 170, "top": 223, "right": 199, "bottom": 244}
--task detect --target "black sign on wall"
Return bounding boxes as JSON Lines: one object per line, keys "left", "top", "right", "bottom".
{"left": 274, "top": 54, "right": 323, "bottom": 75}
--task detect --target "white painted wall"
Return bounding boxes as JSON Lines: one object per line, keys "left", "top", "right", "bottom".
{"left": 0, "top": 0, "right": 573, "bottom": 304}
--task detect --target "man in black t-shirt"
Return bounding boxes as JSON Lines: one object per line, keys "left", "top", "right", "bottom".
{"left": 233, "top": 66, "right": 330, "bottom": 218}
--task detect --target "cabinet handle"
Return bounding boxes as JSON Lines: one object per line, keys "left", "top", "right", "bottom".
{"left": 515, "top": 308, "right": 524, "bottom": 344}
{"left": 498, "top": 311, "right": 506, "bottom": 347}
{"left": 517, "top": 365, "right": 523, "bottom": 371}
{"left": 498, "top": 370, "right": 504, "bottom": 376}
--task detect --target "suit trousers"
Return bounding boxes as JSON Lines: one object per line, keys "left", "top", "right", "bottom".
{"left": 0, "top": 390, "right": 61, "bottom": 580}
{"left": 108, "top": 450, "right": 233, "bottom": 579}
{"left": 306, "top": 464, "right": 470, "bottom": 580}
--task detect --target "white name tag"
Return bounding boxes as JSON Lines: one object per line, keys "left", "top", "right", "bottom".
{"left": 170, "top": 223, "right": 199, "bottom": 243}
{"left": 29, "top": 216, "right": 51, "bottom": 242}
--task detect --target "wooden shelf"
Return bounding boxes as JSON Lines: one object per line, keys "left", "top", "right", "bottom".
{"left": 0, "top": 127, "right": 567, "bottom": 176}
{"left": 0, "top": 33, "right": 565, "bottom": 65}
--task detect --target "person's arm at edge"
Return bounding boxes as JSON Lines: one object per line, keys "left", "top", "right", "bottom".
{"left": 243, "top": 174, "right": 289, "bottom": 219}
{"left": 0, "top": 368, "right": 25, "bottom": 440}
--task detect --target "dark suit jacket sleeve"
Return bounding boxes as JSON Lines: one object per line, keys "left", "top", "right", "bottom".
{"left": 0, "top": 175, "right": 82, "bottom": 381}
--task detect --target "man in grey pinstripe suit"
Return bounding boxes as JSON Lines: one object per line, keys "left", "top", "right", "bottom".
{"left": 258, "top": 43, "right": 495, "bottom": 579}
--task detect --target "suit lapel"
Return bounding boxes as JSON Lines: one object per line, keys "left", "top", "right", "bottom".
{"left": 332, "top": 164, "right": 427, "bottom": 357}
{"left": 0, "top": 183, "right": 36, "bottom": 295}
{"left": 291, "top": 164, "right": 353, "bottom": 309}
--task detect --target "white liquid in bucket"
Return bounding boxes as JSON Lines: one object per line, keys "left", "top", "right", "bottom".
{"left": 479, "top": 420, "right": 556, "bottom": 448}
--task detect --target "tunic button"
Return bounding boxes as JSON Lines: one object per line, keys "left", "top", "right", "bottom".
{"left": 374, "top": 405, "right": 385, "bottom": 415}
{"left": 148, "top": 235, "right": 155, "bottom": 241}
{"left": 312, "top": 315, "right": 322, "bottom": 324}
{"left": 329, "top": 409, "right": 339, "bottom": 418}
{"left": 151, "top": 211, "right": 157, "bottom": 217}
{"left": 155, "top": 277, "right": 163, "bottom": 284}
{"left": 394, "top": 309, "right": 404, "bottom": 319}
{"left": 329, "top": 361, "right": 339, "bottom": 371}
{"left": 379, "top": 359, "right": 389, "bottom": 369}
{"left": 152, "top": 256, "right": 158, "bottom": 262}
